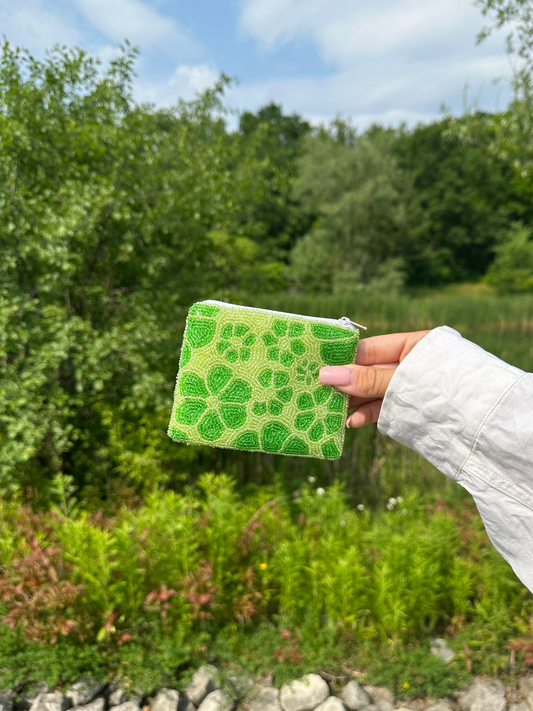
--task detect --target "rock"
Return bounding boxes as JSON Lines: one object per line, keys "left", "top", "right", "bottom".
{"left": 375, "top": 702, "right": 393, "bottom": 711}
{"left": 527, "top": 691, "right": 533, "bottom": 711}
{"left": 227, "top": 676, "right": 254, "bottom": 701}
{"left": 430, "top": 639, "right": 456, "bottom": 664}
{"left": 17, "top": 686, "right": 50, "bottom": 711}
{"left": 510, "top": 703, "right": 529, "bottom": 711}
{"left": 313, "top": 698, "right": 344, "bottom": 711}
{"left": 424, "top": 702, "right": 454, "bottom": 711}
{"left": 338, "top": 681, "right": 370, "bottom": 711}
{"left": 249, "top": 688, "right": 282, "bottom": 711}
{"left": 113, "top": 702, "right": 141, "bottom": 711}
{"left": 178, "top": 697, "right": 196, "bottom": 711}
{"left": 520, "top": 678, "right": 533, "bottom": 699}
{"left": 109, "top": 690, "right": 127, "bottom": 709}
{"left": 29, "top": 694, "right": 69, "bottom": 711}
{"left": 458, "top": 678, "right": 506, "bottom": 711}
{"left": 361, "top": 687, "right": 394, "bottom": 706}
{"left": 280, "top": 675, "right": 330, "bottom": 711}
{"left": 71, "top": 700, "right": 105, "bottom": 711}
{"left": 151, "top": 691, "right": 180, "bottom": 711}
{"left": 197, "top": 691, "right": 234, "bottom": 711}
{"left": 185, "top": 667, "right": 219, "bottom": 707}
{"left": 0, "top": 695, "right": 13, "bottom": 711}
{"left": 66, "top": 680, "right": 105, "bottom": 709}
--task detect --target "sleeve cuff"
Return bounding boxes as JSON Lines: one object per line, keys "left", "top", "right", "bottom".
{"left": 377, "top": 326, "right": 524, "bottom": 480}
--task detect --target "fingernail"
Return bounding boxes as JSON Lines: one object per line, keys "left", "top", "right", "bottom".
{"left": 319, "top": 366, "right": 353, "bottom": 386}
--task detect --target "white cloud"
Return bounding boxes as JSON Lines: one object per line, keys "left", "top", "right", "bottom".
{"left": 226, "top": 51, "right": 512, "bottom": 130}
{"left": 73, "top": 0, "right": 199, "bottom": 55}
{"left": 0, "top": 0, "right": 81, "bottom": 51}
{"left": 236, "top": 0, "right": 513, "bottom": 127}
{"left": 136, "top": 63, "right": 219, "bottom": 105}
{"left": 240, "top": 0, "right": 490, "bottom": 66}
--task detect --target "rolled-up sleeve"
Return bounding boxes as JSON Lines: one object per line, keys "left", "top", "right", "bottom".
{"left": 377, "top": 326, "right": 533, "bottom": 592}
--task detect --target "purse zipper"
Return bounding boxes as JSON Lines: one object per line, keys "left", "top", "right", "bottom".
{"left": 202, "top": 300, "right": 367, "bottom": 331}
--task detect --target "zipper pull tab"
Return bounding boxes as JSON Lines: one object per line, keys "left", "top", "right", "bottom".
{"left": 339, "top": 316, "right": 367, "bottom": 331}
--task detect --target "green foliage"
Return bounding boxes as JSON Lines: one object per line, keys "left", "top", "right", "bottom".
{"left": 290, "top": 128, "right": 426, "bottom": 294}
{"left": 0, "top": 477, "right": 531, "bottom": 693}
{"left": 210, "top": 618, "right": 350, "bottom": 686}
{"left": 392, "top": 120, "right": 519, "bottom": 284}
{"left": 0, "top": 42, "right": 290, "bottom": 499}
{"left": 486, "top": 223, "right": 533, "bottom": 292}
{"left": 234, "top": 103, "right": 313, "bottom": 259}
{"left": 450, "top": 0, "right": 533, "bottom": 225}
{"left": 364, "top": 645, "right": 467, "bottom": 701}
{"left": 0, "top": 626, "right": 105, "bottom": 691}
{"left": 3, "top": 36, "right": 533, "bottom": 499}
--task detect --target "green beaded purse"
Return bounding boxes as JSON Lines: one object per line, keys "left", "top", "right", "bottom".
{"left": 168, "top": 301, "right": 362, "bottom": 460}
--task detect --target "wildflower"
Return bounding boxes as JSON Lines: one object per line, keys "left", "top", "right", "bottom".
{"left": 316, "top": 487, "right": 325, "bottom": 496}
{"left": 401, "top": 508, "right": 408, "bottom": 515}
{"left": 259, "top": 562, "right": 268, "bottom": 571}
{"left": 397, "top": 496, "right": 404, "bottom": 503}
{"left": 340, "top": 520, "right": 346, "bottom": 527}
{"left": 386, "top": 502, "right": 394, "bottom": 510}
{"left": 388, "top": 497, "right": 397, "bottom": 506}
{"left": 357, "top": 504, "right": 365, "bottom": 511}
{"left": 403, "top": 682, "right": 410, "bottom": 690}
{"left": 308, "top": 476, "right": 316, "bottom": 483}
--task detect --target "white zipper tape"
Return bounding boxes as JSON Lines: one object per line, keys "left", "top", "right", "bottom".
{"left": 202, "top": 300, "right": 367, "bottom": 331}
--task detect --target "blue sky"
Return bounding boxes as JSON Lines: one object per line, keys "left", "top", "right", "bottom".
{"left": 1, "top": 0, "right": 513, "bottom": 129}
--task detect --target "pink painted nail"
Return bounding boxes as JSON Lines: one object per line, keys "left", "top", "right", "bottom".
{"left": 319, "top": 366, "right": 353, "bottom": 386}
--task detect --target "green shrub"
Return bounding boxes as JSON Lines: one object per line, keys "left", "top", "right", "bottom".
{"left": 487, "top": 223, "right": 533, "bottom": 293}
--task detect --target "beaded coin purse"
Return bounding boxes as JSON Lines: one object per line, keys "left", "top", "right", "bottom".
{"left": 168, "top": 301, "right": 362, "bottom": 460}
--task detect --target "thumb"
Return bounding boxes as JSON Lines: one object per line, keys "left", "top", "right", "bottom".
{"left": 319, "top": 364, "right": 396, "bottom": 399}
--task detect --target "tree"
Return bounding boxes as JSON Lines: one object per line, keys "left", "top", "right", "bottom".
{"left": 392, "top": 119, "right": 520, "bottom": 284}
{"left": 455, "top": 1, "right": 533, "bottom": 201}
{"left": 232, "top": 103, "right": 313, "bottom": 260}
{"left": 289, "top": 127, "right": 426, "bottom": 293}
{"left": 0, "top": 42, "right": 257, "bottom": 499}
{"left": 486, "top": 222, "right": 533, "bottom": 292}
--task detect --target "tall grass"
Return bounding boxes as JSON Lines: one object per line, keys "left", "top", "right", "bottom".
{"left": 252, "top": 292, "right": 533, "bottom": 370}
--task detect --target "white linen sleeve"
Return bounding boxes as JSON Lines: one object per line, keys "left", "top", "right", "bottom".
{"left": 377, "top": 325, "right": 533, "bottom": 593}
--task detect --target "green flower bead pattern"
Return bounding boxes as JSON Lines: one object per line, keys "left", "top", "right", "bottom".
{"left": 217, "top": 323, "right": 257, "bottom": 363}
{"left": 261, "top": 319, "right": 306, "bottom": 367}
{"left": 253, "top": 368, "right": 294, "bottom": 416}
{"left": 294, "top": 385, "right": 345, "bottom": 459}
{"left": 175, "top": 365, "right": 252, "bottom": 441}
{"left": 296, "top": 358, "right": 320, "bottom": 386}
{"left": 189, "top": 303, "right": 221, "bottom": 317}
{"left": 311, "top": 323, "right": 358, "bottom": 366}
{"left": 233, "top": 421, "right": 309, "bottom": 456}
{"left": 183, "top": 304, "right": 222, "bottom": 352}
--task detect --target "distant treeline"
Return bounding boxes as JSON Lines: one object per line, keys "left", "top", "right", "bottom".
{"left": 1, "top": 38, "right": 533, "bottom": 501}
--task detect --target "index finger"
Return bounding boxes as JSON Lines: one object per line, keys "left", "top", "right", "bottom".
{"left": 356, "top": 331, "right": 430, "bottom": 366}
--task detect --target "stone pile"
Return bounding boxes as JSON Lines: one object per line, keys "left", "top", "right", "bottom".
{"left": 2, "top": 667, "right": 533, "bottom": 711}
